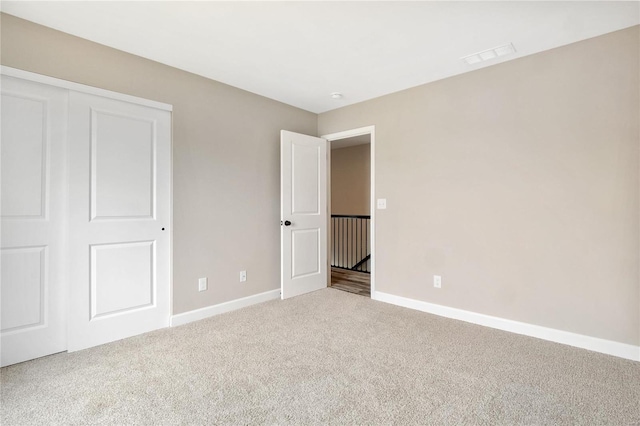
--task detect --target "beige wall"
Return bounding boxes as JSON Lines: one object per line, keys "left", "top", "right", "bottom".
{"left": 319, "top": 26, "right": 640, "bottom": 346}
{"left": 331, "top": 144, "right": 371, "bottom": 216}
{"left": 0, "top": 14, "right": 317, "bottom": 315}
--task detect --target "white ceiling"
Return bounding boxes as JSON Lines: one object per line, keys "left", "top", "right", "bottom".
{"left": 2, "top": 1, "right": 638, "bottom": 113}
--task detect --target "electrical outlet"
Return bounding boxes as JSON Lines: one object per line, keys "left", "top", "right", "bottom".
{"left": 239, "top": 270, "right": 247, "bottom": 282}
{"left": 433, "top": 275, "right": 442, "bottom": 289}
{"left": 198, "top": 277, "right": 208, "bottom": 292}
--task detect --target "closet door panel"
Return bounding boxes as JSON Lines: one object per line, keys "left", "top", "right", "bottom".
{"left": 67, "top": 91, "right": 171, "bottom": 352}
{"left": 0, "top": 76, "right": 68, "bottom": 367}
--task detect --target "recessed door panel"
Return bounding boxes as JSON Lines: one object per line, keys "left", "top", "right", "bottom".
{"left": 292, "top": 143, "right": 320, "bottom": 215}
{"left": 1, "top": 247, "right": 45, "bottom": 332}
{"left": 1, "top": 93, "right": 46, "bottom": 219}
{"left": 92, "top": 111, "right": 154, "bottom": 220}
{"left": 292, "top": 229, "right": 320, "bottom": 278}
{"left": 91, "top": 241, "right": 154, "bottom": 319}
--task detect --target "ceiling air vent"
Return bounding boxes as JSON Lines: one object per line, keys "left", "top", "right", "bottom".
{"left": 462, "top": 43, "right": 516, "bottom": 65}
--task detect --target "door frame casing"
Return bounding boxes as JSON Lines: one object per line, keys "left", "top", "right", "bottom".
{"left": 321, "top": 126, "right": 376, "bottom": 299}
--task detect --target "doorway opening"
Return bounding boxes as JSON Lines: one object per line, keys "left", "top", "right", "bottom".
{"left": 322, "top": 127, "right": 375, "bottom": 298}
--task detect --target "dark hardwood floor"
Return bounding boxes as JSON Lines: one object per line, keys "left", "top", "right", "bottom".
{"left": 330, "top": 267, "right": 370, "bottom": 297}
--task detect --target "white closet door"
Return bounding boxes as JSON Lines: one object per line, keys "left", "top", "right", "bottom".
{"left": 67, "top": 91, "right": 171, "bottom": 352}
{"left": 0, "top": 76, "right": 68, "bottom": 366}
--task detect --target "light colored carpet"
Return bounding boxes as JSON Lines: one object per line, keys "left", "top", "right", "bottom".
{"left": 1, "top": 288, "right": 639, "bottom": 425}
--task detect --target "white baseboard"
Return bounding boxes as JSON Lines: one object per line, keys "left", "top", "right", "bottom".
{"left": 373, "top": 291, "right": 640, "bottom": 362}
{"left": 171, "top": 289, "right": 280, "bottom": 327}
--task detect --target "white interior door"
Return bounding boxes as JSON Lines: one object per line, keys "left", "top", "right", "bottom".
{"left": 280, "top": 130, "right": 327, "bottom": 299}
{"left": 1, "top": 76, "right": 68, "bottom": 366}
{"left": 67, "top": 91, "right": 171, "bottom": 352}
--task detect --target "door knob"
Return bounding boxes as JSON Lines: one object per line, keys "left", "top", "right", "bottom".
{"left": 284, "top": 220, "right": 292, "bottom": 226}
